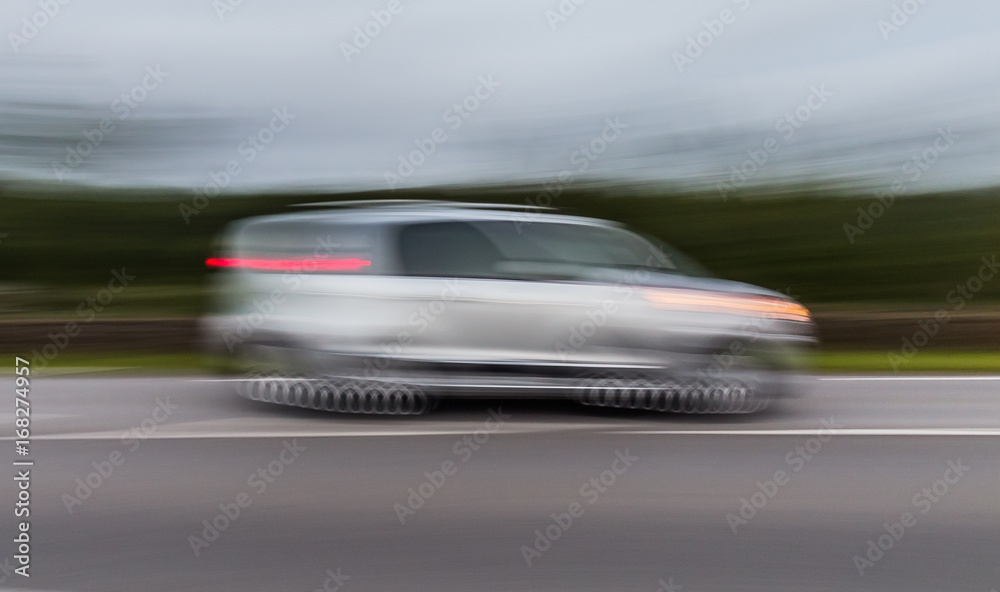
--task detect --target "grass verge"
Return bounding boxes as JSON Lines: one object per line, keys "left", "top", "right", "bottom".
{"left": 2, "top": 350, "right": 999, "bottom": 375}
{"left": 811, "top": 350, "right": 1000, "bottom": 373}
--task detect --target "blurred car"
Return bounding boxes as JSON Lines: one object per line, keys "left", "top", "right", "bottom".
{"left": 204, "top": 200, "right": 815, "bottom": 414}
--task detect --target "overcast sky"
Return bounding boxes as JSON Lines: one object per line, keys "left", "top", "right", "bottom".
{"left": 1, "top": 0, "right": 998, "bottom": 194}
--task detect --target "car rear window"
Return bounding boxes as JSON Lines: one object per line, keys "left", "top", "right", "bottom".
{"left": 215, "top": 219, "right": 379, "bottom": 273}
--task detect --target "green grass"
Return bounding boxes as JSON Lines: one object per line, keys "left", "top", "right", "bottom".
{"left": 1, "top": 352, "right": 230, "bottom": 375}
{"left": 812, "top": 350, "right": 1000, "bottom": 373}
{"left": 4, "top": 350, "right": 999, "bottom": 375}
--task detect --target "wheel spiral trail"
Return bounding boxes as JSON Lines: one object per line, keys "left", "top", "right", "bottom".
{"left": 237, "top": 372, "right": 436, "bottom": 415}
{"left": 576, "top": 374, "right": 768, "bottom": 414}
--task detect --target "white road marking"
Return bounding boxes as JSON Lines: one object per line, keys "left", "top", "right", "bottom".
{"left": 3, "top": 429, "right": 555, "bottom": 440}
{"left": 819, "top": 376, "right": 1000, "bottom": 381}
{"left": 6, "top": 426, "right": 1000, "bottom": 441}
{"left": 608, "top": 428, "right": 1000, "bottom": 436}
{"left": 191, "top": 378, "right": 305, "bottom": 382}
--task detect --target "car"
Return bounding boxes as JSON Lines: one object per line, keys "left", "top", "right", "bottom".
{"left": 203, "top": 200, "right": 815, "bottom": 414}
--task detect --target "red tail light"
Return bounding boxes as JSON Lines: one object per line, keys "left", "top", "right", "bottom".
{"left": 205, "top": 257, "right": 371, "bottom": 272}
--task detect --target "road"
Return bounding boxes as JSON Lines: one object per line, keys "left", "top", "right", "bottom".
{"left": 2, "top": 374, "right": 1000, "bottom": 591}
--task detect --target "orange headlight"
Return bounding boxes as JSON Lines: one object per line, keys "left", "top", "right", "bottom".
{"left": 641, "top": 289, "right": 811, "bottom": 322}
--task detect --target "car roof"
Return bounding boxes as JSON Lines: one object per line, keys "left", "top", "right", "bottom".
{"left": 235, "top": 203, "right": 625, "bottom": 230}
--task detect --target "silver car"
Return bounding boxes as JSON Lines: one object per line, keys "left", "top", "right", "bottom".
{"left": 204, "top": 200, "right": 815, "bottom": 414}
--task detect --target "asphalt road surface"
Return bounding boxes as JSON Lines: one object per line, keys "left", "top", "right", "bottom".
{"left": 2, "top": 374, "right": 1000, "bottom": 592}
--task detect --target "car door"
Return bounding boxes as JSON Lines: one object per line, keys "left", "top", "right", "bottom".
{"left": 390, "top": 219, "right": 649, "bottom": 368}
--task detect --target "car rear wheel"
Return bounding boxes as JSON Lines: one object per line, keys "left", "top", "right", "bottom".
{"left": 237, "top": 372, "right": 438, "bottom": 415}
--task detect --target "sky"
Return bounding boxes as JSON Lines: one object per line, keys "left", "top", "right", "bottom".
{"left": 1, "top": 0, "right": 998, "bottom": 195}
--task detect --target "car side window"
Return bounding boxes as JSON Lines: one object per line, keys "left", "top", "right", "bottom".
{"left": 399, "top": 222, "right": 503, "bottom": 278}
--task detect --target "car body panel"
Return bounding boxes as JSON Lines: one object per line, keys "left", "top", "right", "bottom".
{"left": 204, "top": 203, "right": 816, "bottom": 408}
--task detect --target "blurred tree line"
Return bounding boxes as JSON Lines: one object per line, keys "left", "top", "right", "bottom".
{"left": 1, "top": 182, "right": 998, "bottom": 313}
